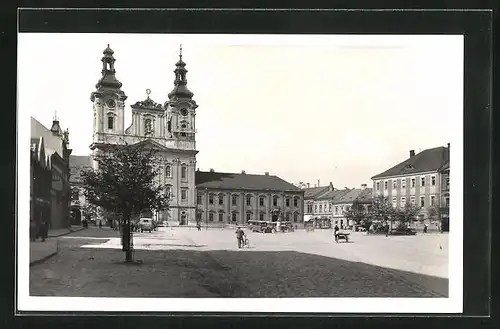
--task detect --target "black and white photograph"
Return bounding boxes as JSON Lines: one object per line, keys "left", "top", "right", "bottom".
{"left": 18, "top": 30, "right": 464, "bottom": 313}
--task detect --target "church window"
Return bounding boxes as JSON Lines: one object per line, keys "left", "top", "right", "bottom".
{"left": 107, "top": 116, "right": 114, "bottom": 130}
{"left": 165, "top": 165, "right": 171, "bottom": 178}
{"left": 181, "top": 166, "right": 187, "bottom": 179}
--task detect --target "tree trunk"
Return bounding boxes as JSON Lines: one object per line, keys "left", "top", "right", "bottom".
{"left": 121, "top": 210, "right": 133, "bottom": 263}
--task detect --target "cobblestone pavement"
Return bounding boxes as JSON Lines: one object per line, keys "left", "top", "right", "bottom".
{"left": 29, "top": 227, "right": 448, "bottom": 298}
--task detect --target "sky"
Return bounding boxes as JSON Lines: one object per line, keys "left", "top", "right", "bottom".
{"left": 18, "top": 34, "right": 463, "bottom": 189}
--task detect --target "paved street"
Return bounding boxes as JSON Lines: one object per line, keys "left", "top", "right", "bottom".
{"left": 30, "top": 226, "right": 448, "bottom": 298}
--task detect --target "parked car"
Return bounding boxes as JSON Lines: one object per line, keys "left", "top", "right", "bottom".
{"left": 138, "top": 218, "right": 154, "bottom": 233}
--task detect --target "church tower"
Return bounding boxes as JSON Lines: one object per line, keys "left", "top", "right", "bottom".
{"left": 164, "top": 45, "right": 198, "bottom": 146}
{"left": 90, "top": 45, "right": 127, "bottom": 148}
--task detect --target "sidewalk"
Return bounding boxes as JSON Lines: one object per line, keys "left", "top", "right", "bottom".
{"left": 30, "top": 225, "right": 86, "bottom": 266}
{"left": 48, "top": 225, "right": 86, "bottom": 237}
{"left": 30, "top": 239, "right": 58, "bottom": 266}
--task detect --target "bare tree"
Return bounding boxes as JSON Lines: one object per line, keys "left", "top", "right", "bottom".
{"left": 80, "top": 142, "right": 169, "bottom": 262}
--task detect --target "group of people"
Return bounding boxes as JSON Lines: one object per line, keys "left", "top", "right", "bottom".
{"left": 30, "top": 219, "right": 49, "bottom": 242}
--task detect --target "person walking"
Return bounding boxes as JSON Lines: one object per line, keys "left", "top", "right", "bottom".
{"left": 98, "top": 220, "right": 102, "bottom": 229}
{"left": 423, "top": 223, "right": 428, "bottom": 233}
{"left": 197, "top": 222, "right": 201, "bottom": 231}
{"left": 40, "top": 220, "right": 48, "bottom": 242}
{"left": 30, "top": 219, "right": 37, "bottom": 242}
{"left": 235, "top": 227, "right": 245, "bottom": 248}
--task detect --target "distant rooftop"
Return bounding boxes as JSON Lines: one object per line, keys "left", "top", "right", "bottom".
{"left": 195, "top": 171, "right": 301, "bottom": 192}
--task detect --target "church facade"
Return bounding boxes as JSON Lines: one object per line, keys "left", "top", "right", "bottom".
{"left": 89, "top": 45, "right": 198, "bottom": 225}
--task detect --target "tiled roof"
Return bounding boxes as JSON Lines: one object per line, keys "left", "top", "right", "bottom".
{"left": 70, "top": 155, "right": 92, "bottom": 169}
{"left": 317, "top": 188, "right": 351, "bottom": 201}
{"left": 303, "top": 186, "right": 330, "bottom": 199}
{"left": 371, "top": 146, "right": 450, "bottom": 179}
{"left": 195, "top": 171, "right": 301, "bottom": 192}
{"left": 356, "top": 188, "right": 373, "bottom": 203}
{"left": 69, "top": 155, "right": 92, "bottom": 184}
{"left": 31, "top": 117, "right": 64, "bottom": 158}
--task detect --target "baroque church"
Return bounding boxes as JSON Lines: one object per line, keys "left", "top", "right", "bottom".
{"left": 71, "top": 44, "right": 304, "bottom": 227}
{"left": 89, "top": 45, "right": 197, "bottom": 225}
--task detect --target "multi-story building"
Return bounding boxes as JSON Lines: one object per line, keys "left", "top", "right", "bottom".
{"left": 303, "top": 183, "right": 333, "bottom": 219}
{"left": 195, "top": 170, "right": 304, "bottom": 226}
{"left": 371, "top": 144, "right": 450, "bottom": 226}
{"left": 30, "top": 117, "right": 72, "bottom": 229}
{"left": 89, "top": 45, "right": 198, "bottom": 225}
{"left": 331, "top": 185, "right": 373, "bottom": 228}
{"left": 312, "top": 187, "right": 351, "bottom": 228}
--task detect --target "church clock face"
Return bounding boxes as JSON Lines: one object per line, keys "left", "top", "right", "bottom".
{"left": 180, "top": 108, "right": 188, "bottom": 116}
{"left": 107, "top": 99, "right": 116, "bottom": 108}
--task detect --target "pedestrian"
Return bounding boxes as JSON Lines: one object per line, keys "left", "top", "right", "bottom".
{"left": 423, "top": 223, "right": 428, "bottom": 233}
{"left": 40, "top": 220, "right": 48, "bottom": 242}
{"left": 334, "top": 224, "right": 339, "bottom": 242}
{"left": 98, "top": 220, "right": 102, "bottom": 229}
{"left": 30, "top": 219, "right": 37, "bottom": 242}
{"left": 197, "top": 222, "right": 201, "bottom": 231}
{"left": 235, "top": 226, "right": 245, "bottom": 248}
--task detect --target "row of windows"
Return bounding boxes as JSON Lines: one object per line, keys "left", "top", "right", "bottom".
{"left": 307, "top": 204, "right": 372, "bottom": 215}
{"left": 164, "top": 165, "right": 188, "bottom": 180}
{"left": 199, "top": 194, "right": 300, "bottom": 207}
{"left": 376, "top": 175, "right": 439, "bottom": 191}
{"left": 391, "top": 195, "right": 437, "bottom": 207}
{"left": 203, "top": 211, "right": 301, "bottom": 222}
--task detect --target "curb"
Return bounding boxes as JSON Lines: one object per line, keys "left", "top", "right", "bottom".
{"left": 30, "top": 250, "right": 58, "bottom": 267}
{"left": 48, "top": 226, "right": 86, "bottom": 238}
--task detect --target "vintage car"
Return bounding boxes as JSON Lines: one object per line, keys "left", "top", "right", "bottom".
{"left": 138, "top": 218, "right": 154, "bottom": 233}
{"left": 248, "top": 220, "right": 276, "bottom": 233}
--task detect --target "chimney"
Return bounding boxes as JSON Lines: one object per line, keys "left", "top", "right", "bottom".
{"left": 265, "top": 172, "right": 269, "bottom": 176}
{"left": 447, "top": 143, "right": 450, "bottom": 149}
{"left": 317, "top": 179, "right": 320, "bottom": 187}
{"left": 307, "top": 183, "right": 310, "bottom": 188}
{"left": 410, "top": 150, "right": 415, "bottom": 157}
{"left": 241, "top": 170, "right": 246, "bottom": 174}
{"left": 209, "top": 168, "right": 214, "bottom": 172}
{"left": 329, "top": 182, "right": 334, "bottom": 191}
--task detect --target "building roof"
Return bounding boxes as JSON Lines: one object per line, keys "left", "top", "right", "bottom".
{"left": 69, "top": 155, "right": 92, "bottom": 184}
{"left": 356, "top": 188, "right": 373, "bottom": 204}
{"left": 303, "top": 186, "right": 331, "bottom": 199}
{"left": 31, "top": 117, "right": 64, "bottom": 159}
{"left": 70, "top": 155, "right": 92, "bottom": 168}
{"left": 371, "top": 146, "right": 450, "bottom": 179}
{"left": 195, "top": 171, "right": 302, "bottom": 192}
{"left": 318, "top": 188, "right": 352, "bottom": 201}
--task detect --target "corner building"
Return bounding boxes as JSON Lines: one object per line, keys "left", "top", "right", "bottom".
{"left": 89, "top": 45, "right": 198, "bottom": 225}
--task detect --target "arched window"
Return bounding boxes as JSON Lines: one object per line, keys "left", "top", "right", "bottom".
{"left": 208, "top": 194, "right": 214, "bottom": 204}
{"left": 218, "top": 193, "right": 224, "bottom": 205}
{"left": 273, "top": 195, "right": 279, "bottom": 207}
{"left": 246, "top": 194, "right": 252, "bottom": 206}
{"left": 285, "top": 212, "right": 291, "bottom": 221}
{"left": 181, "top": 166, "right": 187, "bottom": 179}
{"left": 165, "top": 185, "right": 172, "bottom": 198}
{"left": 286, "top": 197, "right": 291, "bottom": 207}
{"left": 259, "top": 212, "right": 265, "bottom": 221}
{"left": 231, "top": 212, "right": 238, "bottom": 222}
{"left": 232, "top": 194, "right": 238, "bottom": 206}
{"left": 293, "top": 196, "right": 299, "bottom": 207}
{"left": 107, "top": 116, "right": 114, "bottom": 130}
{"left": 246, "top": 211, "right": 252, "bottom": 222}
{"left": 259, "top": 196, "right": 266, "bottom": 206}
{"left": 293, "top": 213, "right": 299, "bottom": 223}
{"left": 165, "top": 165, "right": 171, "bottom": 178}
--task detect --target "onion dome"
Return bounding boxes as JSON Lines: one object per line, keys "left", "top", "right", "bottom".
{"left": 90, "top": 44, "right": 127, "bottom": 102}
{"left": 168, "top": 44, "right": 194, "bottom": 100}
